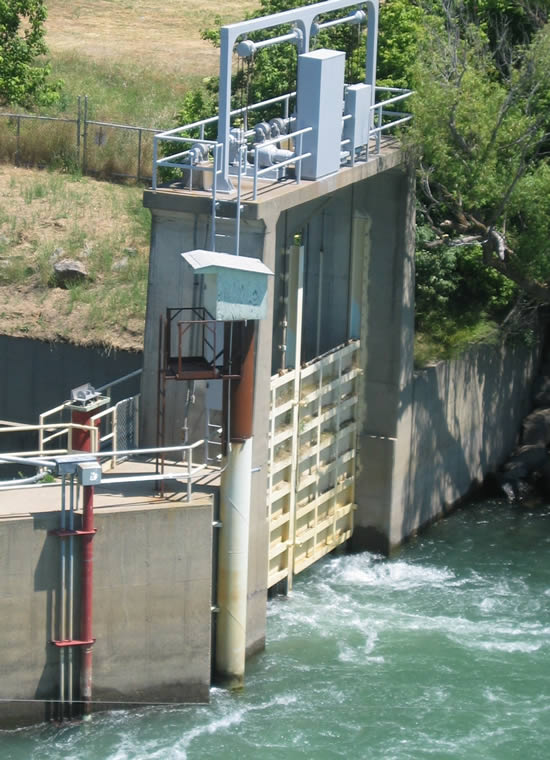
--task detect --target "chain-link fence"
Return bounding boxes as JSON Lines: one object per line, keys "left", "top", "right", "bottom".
{"left": 0, "top": 96, "right": 162, "bottom": 183}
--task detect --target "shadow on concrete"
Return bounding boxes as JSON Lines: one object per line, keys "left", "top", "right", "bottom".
{"left": 400, "top": 340, "right": 538, "bottom": 543}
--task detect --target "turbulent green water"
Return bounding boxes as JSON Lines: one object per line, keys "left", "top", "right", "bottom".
{"left": 3, "top": 500, "right": 549, "bottom": 759}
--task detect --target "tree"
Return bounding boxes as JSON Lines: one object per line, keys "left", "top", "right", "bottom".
{"left": 0, "top": 0, "right": 59, "bottom": 107}
{"left": 408, "top": 1, "right": 550, "bottom": 306}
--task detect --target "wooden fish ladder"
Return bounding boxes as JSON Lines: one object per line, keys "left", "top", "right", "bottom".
{"left": 267, "top": 340, "right": 361, "bottom": 590}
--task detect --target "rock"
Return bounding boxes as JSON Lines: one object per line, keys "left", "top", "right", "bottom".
{"left": 521, "top": 408, "right": 550, "bottom": 446}
{"left": 112, "top": 257, "right": 129, "bottom": 271}
{"left": 53, "top": 259, "right": 89, "bottom": 288}
{"left": 537, "top": 460, "right": 550, "bottom": 501}
{"left": 502, "top": 444, "right": 548, "bottom": 477}
{"left": 532, "top": 376, "right": 550, "bottom": 407}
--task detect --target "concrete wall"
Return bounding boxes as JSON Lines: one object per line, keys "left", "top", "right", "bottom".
{"left": 141, "top": 146, "right": 410, "bottom": 660}
{"left": 0, "top": 336, "right": 142, "bottom": 424}
{"left": 355, "top": 339, "right": 538, "bottom": 553}
{"left": 0, "top": 498, "right": 212, "bottom": 727}
{"left": 403, "top": 342, "right": 538, "bottom": 537}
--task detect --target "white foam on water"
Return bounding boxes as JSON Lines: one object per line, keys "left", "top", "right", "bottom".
{"left": 319, "top": 553, "right": 459, "bottom": 592}
{"left": 170, "top": 691, "right": 299, "bottom": 756}
{"left": 461, "top": 639, "right": 543, "bottom": 654}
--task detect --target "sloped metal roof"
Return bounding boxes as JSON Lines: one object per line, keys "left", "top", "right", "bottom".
{"left": 182, "top": 250, "right": 273, "bottom": 276}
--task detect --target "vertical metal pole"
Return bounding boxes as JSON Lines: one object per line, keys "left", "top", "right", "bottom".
{"left": 59, "top": 475, "right": 66, "bottom": 718}
{"left": 152, "top": 136, "right": 158, "bottom": 190}
{"left": 365, "top": 1, "right": 379, "bottom": 114}
{"left": 111, "top": 406, "right": 118, "bottom": 470}
{"left": 217, "top": 26, "right": 236, "bottom": 191}
{"left": 68, "top": 474, "right": 75, "bottom": 716}
{"left": 287, "top": 243, "right": 304, "bottom": 590}
{"left": 15, "top": 116, "right": 21, "bottom": 166}
{"left": 137, "top": 128, "right": 142, "bottom": 183}
{"left": 187, "top": 448, "right": 192, "bottom": 501}
{"left": 253, "top": 145, "right": 259, "bottom": 201}
{"left": 296, "top": 134, "right": 303, "bottom": 185}
{"left": 80, "top": 484, "right": 94, "bottom": 719}
{"left": 235, "top": 144, "right": 244, "bottom": 256}
{"left": 76, "top": 96, "right": 81, "bottom": 163}
{"left": 211, "top": 145, "right": 218, "bottom": 251}
{"left": 83, "top": 96, "right": 88, "bottom": 175}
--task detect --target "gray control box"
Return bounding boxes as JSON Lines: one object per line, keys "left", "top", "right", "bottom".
{"left": 296, "top": 48, "right": 345, "bottom": 180}
{"left": 77, "top": 461, "right": 102, "bottom": 486}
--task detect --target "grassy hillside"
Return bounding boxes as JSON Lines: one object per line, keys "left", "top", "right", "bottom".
{"left": 0, "top": 166, "right": 149, "bottom": 350}
{"left": 44, "top": 0, "right": 259, "bottom": 126}
{"left": 0, "top": 2, "right": 259, "bottom": 350}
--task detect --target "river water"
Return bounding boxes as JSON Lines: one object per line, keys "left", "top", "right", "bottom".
{"left": 3, "top": 499, "right": 549, "bottom": 759}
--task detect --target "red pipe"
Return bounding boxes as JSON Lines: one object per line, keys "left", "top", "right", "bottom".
{"left": 71, "top": 409, "right": 99, "bottom": 452}
{"left": 80, "top": 484, "right": 94, "bottom": 717}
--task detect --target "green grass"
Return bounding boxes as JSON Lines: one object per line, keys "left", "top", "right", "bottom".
{"left": 414, "top": 319, "right": 500, "bottom": 368}
{"left": 0, "top": 168, "right": 151, "bottom": 346}
{"left": 48, "top": 54, "right": 198, "bottom": 128}
{"left": 0, "top": 54, "right": 204, "bottom": 178}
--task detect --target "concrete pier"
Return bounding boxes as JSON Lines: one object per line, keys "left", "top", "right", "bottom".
{"left": 0, "top": 463, "right": 214, "bottom": 727}
{"left": 141, "top": 139, "right": 416, "bottom": 660}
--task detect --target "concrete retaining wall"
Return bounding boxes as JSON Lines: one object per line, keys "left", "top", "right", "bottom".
{"left": 0, "top": 336, "right": 142, "bottom": 425}
{"left": 355, "top": 340, "right": 539, "bottom": 552}
{"left": 403, "top": 342, "right": 538, "bottom": 536}
{"left": 0, "top": 498, "right": 212, "bottom": 727}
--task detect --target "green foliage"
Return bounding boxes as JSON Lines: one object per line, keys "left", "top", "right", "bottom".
{"left": 377, "top": 0, "right": 428, "bottom": 87}
{"left": 0, "top": 0, "right": 61, "bottom": 107}
{"left": 415, "top": 236, "right": 516, "bottom": 332}
{"left": 195, "top": 0, "right": 369, "bottom": 124}
{"left": 185, "top": 1, "right": 550, "bottom": 359}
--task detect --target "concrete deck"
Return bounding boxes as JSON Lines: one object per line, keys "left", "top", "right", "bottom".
{"left": 144, "top": 137, "right": 404, "bottom": 220}
{"left": 0, "top": 458, "right": 221, "bottom": 518}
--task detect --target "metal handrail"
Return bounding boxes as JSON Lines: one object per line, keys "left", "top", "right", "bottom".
{"left": 0, "top": 440, "right": 220, "bottom": 501}
{"left": 96, "top": 368, "right": 142, "bottom": 395}
{"left": 152, "top": 85, "right": 412, "bottom": 199}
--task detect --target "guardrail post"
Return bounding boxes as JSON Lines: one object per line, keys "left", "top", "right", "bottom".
{"left": 296, "top": 133, "right": 303, "bottom": 185}
{"left": 111, "top": 406, "right": 118, "bottom": 469}
{"left": 152, "top": 136, "right": 158, "bottom": 190}
{"left": 187, "top": 447, "right": 192, "bottom": 501}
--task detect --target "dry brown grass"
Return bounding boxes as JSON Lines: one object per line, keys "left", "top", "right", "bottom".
{"left": 0, "top": 166, "right": 150, "bottom": 350}
{"left": 0, "top": 2, "right": 264, "bottom": 350}
{"left": 45, "top": 0, "right": 259, "bottom": 77}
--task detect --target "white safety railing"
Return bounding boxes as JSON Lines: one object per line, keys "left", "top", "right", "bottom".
{"left": 0, "top": 441, "right": 219, "bottom": 502}
{"left": 152, "top": 86, "right": 412, "bottom": 200}
{"left": 0, "top": 420, "right": 98, "bottom": 459}
{"left": 90, "top": 395, "right": 140, "bottom": 469}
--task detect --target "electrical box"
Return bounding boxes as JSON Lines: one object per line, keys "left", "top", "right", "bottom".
{"left": 77, "top": 461, "right": 102, "bottom": 486}
{"left": 53, "top": 453, "right": 97, "bottom": 476}
{"left": 182, "top": 250, "right": 274, "bottom": 321}
{"left": 296, "top": 49, "right": 346, "bottom": 180}
{"left": 344, "top": 83, "right": 372, "bottom": 154}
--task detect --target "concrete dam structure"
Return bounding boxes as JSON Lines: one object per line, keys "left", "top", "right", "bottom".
{"left": 0, "top": 1, "right": 538, "bottom": 726}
